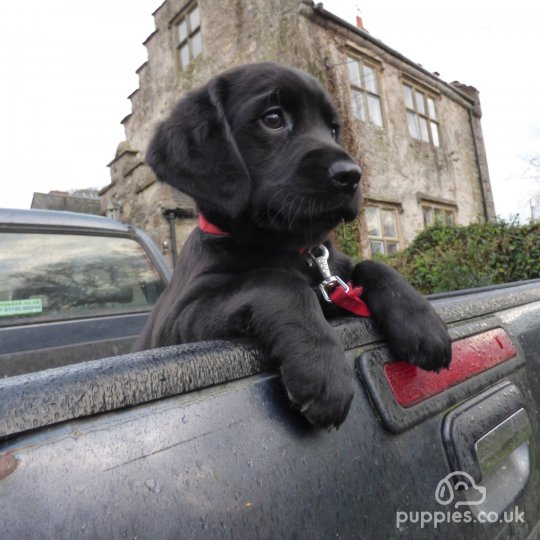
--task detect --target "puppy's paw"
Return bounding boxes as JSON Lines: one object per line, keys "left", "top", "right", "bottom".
{"left": 280, "top": 345, "right": 355, "bottom": 430}
{"left": 383, "top": 302, "right": 452, "bottom": 372}
{"left": 352, "top": 261, "right": 451, "bottom": 372}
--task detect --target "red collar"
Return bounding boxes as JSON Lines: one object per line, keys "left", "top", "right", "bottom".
{"left": 197, "top": 213, "right": 370, "bottom": 317}
{"left": 198, "top": 213, "right": 230, "bottom": 236}
{"left": 199, "top": 213, "right": 305, "bottom": 250}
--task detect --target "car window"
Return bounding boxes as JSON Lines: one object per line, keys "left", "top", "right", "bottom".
{"left": 0, "top": 232, "right": 166, "bottom": 326}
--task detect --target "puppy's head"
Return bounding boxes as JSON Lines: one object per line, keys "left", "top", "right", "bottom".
{"left": 147, "top": 62, "right": 361, "bottom": 248}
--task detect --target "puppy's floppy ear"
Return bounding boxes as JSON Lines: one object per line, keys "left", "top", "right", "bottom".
{"left": 145, "top": 77, "right": 251, "bottom": 218}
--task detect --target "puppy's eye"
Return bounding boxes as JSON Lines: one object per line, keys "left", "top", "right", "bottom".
{"left": 262, "top": 109, "right": 286, "bottom": 130}
{"left": 331, "top": 124, "right": 339, "bottom": 140}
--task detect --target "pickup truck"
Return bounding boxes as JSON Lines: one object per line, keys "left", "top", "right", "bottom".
{"left": 1, "top": 209, "right": 539, "bottom": 539}
{"left": 0, "top": 208, "right": 171, "bottom": 378}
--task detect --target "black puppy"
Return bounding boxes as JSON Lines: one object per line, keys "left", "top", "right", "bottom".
{"left": 135, "top": 62, "right": 451, "bottom": 429}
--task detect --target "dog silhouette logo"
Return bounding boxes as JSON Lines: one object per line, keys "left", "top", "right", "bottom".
{"left": 435, "top": 471, "right": 487, "bottom": 507}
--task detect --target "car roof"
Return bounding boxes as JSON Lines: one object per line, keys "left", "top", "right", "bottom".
{"left": 0, "top": 208, "right": 131, "bottom": 234}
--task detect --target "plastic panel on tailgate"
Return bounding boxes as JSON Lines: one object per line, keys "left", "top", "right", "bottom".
{"left": 357, "top": 322, "right": 524, "bottom": 433}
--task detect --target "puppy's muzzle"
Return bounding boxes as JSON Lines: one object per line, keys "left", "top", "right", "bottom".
{"left": 329, "top": 161, "right": 362, "bottom": 191}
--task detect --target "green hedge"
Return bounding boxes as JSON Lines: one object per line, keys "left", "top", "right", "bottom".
{"left": 377, "top": 220, "right": 540, "bottom": 294}
{"left": 335, "top": 220, "right": 363, "bottom": 261}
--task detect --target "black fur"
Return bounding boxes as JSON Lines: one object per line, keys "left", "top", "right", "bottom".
{"left": 136, "top": 62, "right": 452, "bottom": 429}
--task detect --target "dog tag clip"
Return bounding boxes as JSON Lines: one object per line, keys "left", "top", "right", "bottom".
{"left": 308, "top": 245, "right": 350, "bottom": 303}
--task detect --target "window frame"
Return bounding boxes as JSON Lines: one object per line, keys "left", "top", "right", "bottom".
{"left": 421, "top": 202, "right": 457, "bottom": 228}
{"left": 174, "top": 2, "right": 202, "bottom": 72}
{"left": 364, "top": 203, "right": 402, "bottom": 256}
{"left": 347, "top": 55, "right": 384, "bottom": 128}
{"left": 403, "top": 81, "right": 440, "bottom": 147}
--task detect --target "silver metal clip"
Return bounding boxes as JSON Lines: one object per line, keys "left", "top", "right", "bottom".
{"left": 308, "top": 245, "right": 350, "bottom": 303}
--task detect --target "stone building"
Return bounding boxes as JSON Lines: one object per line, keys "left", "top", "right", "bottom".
{"left": 32, "top": 191, "right": 101, "bottom": 215}
{"left": 100, "top": 0, "right": 495, "bottom": 264}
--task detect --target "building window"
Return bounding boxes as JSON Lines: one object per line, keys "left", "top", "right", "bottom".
{"left": 176, "top": 4, "right": 202, "bottom": 70}
{"left": 347, "top": 57, "right": 383, "bottom": 127}
{"left": 365, "top": 205, "right": 400, "bottom": 255}
{"left": 403, "top": 83, "right": 440, "bottom": 147}
{"left": 421, "top": 203, "right": 456, "bottom": 228}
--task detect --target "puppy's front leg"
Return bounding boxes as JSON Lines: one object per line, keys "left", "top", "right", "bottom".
{"left": 352, "top": 260, "right": 452, "bottom": 371}
{"left": 237, "top": 272, "right": 354, "bottom": 429}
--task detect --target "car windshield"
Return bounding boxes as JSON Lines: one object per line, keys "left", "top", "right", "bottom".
{"left": 0, "top": 231, "right": 166, "bottom": 326}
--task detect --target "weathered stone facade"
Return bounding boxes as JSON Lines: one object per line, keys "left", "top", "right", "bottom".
{"left": 100, "top": 0, "right": 495, "bottom": 263}
{"left": 32, "top": 191, "right": 101, "bottom": 215}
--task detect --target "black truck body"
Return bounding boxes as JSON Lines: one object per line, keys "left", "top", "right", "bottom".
{"left": 1, "top": 278, "right": 540, "bottom": 539}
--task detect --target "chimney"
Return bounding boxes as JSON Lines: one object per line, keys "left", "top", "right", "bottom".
{"left": 356, "top": 15, "right": 364, "bottom": 29}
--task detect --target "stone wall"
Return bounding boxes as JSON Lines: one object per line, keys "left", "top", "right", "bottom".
{"left": 101, "top": 0, "right": 496, "bottom": 264}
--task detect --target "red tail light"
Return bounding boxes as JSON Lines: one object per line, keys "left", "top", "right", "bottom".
{"left": 383, "top": 328, "right": 517, "bottom": 407}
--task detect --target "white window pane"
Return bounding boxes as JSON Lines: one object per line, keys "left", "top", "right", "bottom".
{"left": 380, "top": 209, "right": 397, "bottom": 238}
{"left": 423, "top": 207, "right": 433, "bottom": 227}
{"left": 445, "top": 210, "right": 454, "bottom": 225}
{"left": 367, "top": 95, "right": 383, "bottom": 127}
{"left": 434, "top": 208, "right": 443, "bottom": 223}
{"left": 191, "top": 30, "right": 202, "bottom": 58}
{"left": 386, "top": 242, "right": 399, "bottom": 254}
{"left": 178, "top": 20, "right": 188, "bottom": 42}
{"left": 347, "top": 59, "right": 361, "bottom": 87}
{"left": 363, "top": 64, "right": 377, "bottom": 94}
{"left": 365, "top": 207, "right": 380, "bottom": 236}
{"left": 370, "top": 241, "right": 384, "bottom": 256}
{"left": 407, "top": 111, "right": 419, "bottom": 139}
{"left": 427, "top": 97, "right": 436, "bottom": 120}
{"left": 351, "top": 89, "right": 365, "bottom": 120}
{"left": 180, "top": 44, "right": 190, "bottom": 69}
{"left": 415, "top": 90, "right": 425, "bottom": 114}
{"left": 403, "top": 85, "right": 414, "bottom": 109}
{"left": 419, "top": 117, "right": 429, "bottom": 142}
{"left": 431, "top": 121, "right": 440, "bottom": 147}
{"left": 189, "top": 6, "right": 200, "bottom": 29}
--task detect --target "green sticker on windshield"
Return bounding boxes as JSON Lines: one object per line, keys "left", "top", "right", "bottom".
{"left": 0, "top": 299, "right": 43, "bottom": 317}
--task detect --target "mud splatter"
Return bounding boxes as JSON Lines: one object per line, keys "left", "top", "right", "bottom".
{"left": 0, "top": 452, "right": 20, "bottom": 481}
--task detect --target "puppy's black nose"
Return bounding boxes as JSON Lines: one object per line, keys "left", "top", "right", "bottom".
{"left": 329, "top": 161, "right": 362, "bottom": 190}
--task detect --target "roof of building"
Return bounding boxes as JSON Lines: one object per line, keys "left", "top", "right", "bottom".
{"left": 311, "top": 3, "right": 476, "bottom": 106}
{"left": 31, "top": 192, "right": 102, "bottom": 215}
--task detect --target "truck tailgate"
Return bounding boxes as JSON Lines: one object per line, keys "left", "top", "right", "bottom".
{"left": 1, "top": 281, "right": 540, "bottom": 539}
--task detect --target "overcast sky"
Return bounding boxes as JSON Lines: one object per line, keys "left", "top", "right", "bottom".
{"left": 1, "top": 0, "right": 538, "bottom": 220}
